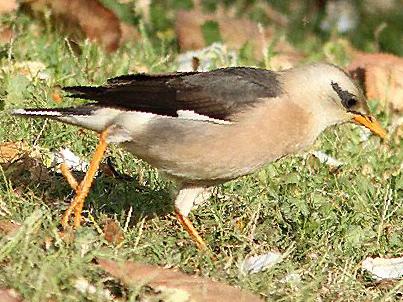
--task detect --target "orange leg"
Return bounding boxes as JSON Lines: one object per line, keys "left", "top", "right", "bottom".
{"left": 60, "top": 163, "right": 79, "bottom": 191}
{"left": 59, "top": 132, "right": 211, "bottom": 253}
{"left": 173, "top": 186, "right": 212, "bottom": 251}
{"left": 61, "top": 130, "right": 109, "bottom": 228}
{"left": 175, "top": 208, "right": 207, "bottom": 250}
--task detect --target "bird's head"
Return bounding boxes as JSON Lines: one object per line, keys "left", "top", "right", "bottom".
{"left": 284, "top": 63, "right": 386, "bottom": 139}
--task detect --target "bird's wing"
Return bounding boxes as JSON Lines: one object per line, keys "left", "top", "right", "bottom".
{"left": 63, "top": 67, "right": 282, "bottom": 121}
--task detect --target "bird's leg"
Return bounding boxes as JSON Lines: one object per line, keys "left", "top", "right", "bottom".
{"left": 60, "top": 163, "right": 79, "bottom": 191}
{"left": 61, "top": 129, "right": 109, "bottom": 228}
{"left": 174, "top": 186, "right": 212, "bottom": 250}
{"left": 175, "top": 209, "right": 207, "bottom": 250}
{"left": 59, "top": 163, "right": 82, "bottom": 229}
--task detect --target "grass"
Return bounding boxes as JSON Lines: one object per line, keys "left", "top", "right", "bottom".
{"left": 0, "top": 13, "right": 402, "bottom": 302}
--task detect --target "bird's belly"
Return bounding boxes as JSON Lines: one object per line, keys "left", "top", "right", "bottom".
{"left": 121, "top": 105, "right": 314, "bottom": 183}
{"left": 122, "top": 136, "right": 267, "bottom": 183}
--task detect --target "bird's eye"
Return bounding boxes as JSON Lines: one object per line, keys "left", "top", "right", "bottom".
{"left": 331, "top": 81, "right": 358, "bottom": 110}
{"left": 346, "top": 98, "right": 357, "bottom": 108}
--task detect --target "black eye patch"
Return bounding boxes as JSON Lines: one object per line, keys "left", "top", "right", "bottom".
{"left": 331, "top": 81, "right": 357, "bottom": 109}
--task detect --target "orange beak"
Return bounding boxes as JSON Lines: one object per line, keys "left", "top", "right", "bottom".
{"left": 353, "top": 114, "right": 387, "bottom": 139}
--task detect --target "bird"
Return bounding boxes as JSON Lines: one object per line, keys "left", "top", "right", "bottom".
{"left": 12, "top": 63, "right": 386, "bottom": 250}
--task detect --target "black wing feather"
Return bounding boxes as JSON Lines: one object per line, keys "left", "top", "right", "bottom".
{"left": 63, "top": 67, "right": 282, "bottom": 120}
{"left": 105, "top": 71, "right": 198, "bottom": 85}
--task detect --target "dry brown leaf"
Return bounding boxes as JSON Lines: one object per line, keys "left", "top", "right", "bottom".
{"left": 5, "top": 156, "right": 50, "bottom": 183}
{"left": 0, "top": 288, "right": 23, "bottom": 302}
{"left": 0, "top": 26, "right": 14, "bottom": 44}
{"left": 28, "top": 0, "right": 122, "bottom": 52}
{"left": 103, "top": 219, "right": 124, "bottom": 245}
{"left": 0, "top": 142, "right": 29, "bottom": 164}
{"left": 348, "top": 53, "right": 403, "bottom": 114}
{"left": 0, "top": 0, "right": 18, "bottom": 15}
{"left": 0, "top": 143, "right": 51, "bottom": 185}
{"left": 175, "top": 9, "right": 301, "bottom": 64}
{"left": 98, "top": 258, "right": 263, "bottom": 302}
{"left": 0, "top": 220, "right": 21, "bottom": 237}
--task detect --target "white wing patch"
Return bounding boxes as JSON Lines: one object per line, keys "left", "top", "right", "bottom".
{"left": 176, "top": 110, "right": 231, "bottom": 124}
{"left": 107, "top": 110, "right": 231, "bottom": 144}
{"left": 112, "top": 111, "right": 156, "bottom": 135}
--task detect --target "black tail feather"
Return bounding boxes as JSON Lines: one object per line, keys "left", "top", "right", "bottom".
{"left": 62, "top": 86, "right": 106, "bottom": 99}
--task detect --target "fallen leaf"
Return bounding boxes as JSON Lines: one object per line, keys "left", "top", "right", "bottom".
{"left": 103, "top": 219, "right": 124, "bottom": 246}
{"left": 0, "top": 288, "right": 22, "bottom": 302}
{"left": 0, "top": 142, "right": 29, "bottom": 164}
{"left": 98, "top": 258, "right": 263, "bottom": 302}
{"left": 348, "top": 53, "right": 403, "bottom": 114}
{"left": 1, "top": 143, "right": 51, "bottom": 185}
{"left": 175, "top": 9, "right": 301, "bottom": 63}
{"left": 241, "top": 252, "right": 283, "bottom": 274}
{"left": 27, "top": 0, "right": 140, "bottom": 52}
{"left": 28, "top": 0, "right": 122, "bottom": 52}
{"left": 0, "top": 26, "right": 14, "bottom": 44}
{"left": 0, "top": 220, "right": 21, "bottom": 237}
{"left": 5, "top": 156, "right": 50, "bottom": 183}
{"left": 366, "top": 279, "right": 403, "bottom": 296}
{"left": 362, "top": 256, "right": 403, "bottom": 280}
{"left": 0, "top": 0, "right": 18, "bottom": 15}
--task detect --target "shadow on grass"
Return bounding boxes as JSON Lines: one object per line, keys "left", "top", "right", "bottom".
{"left": 88, "top": 174, "right": 174, "bottom": 224}
{"left": 2, "top": 158, "right": 174, "bottom": 226}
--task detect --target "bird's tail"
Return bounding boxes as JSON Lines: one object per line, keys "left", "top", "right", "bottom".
{"left": 11, "top": 107, "right": 94, "bottom": 118}
{"left": 11, "top": 106, "right": 120, "bottom": 132}
{"left": 62, "top": 86, "right": 106, "bottom": 101}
